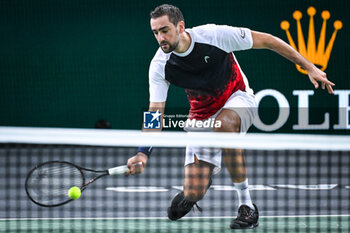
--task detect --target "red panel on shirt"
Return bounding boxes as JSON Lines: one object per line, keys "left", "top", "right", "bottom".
{"left": 186, "top": 54, "right": 246, "bottom": 120}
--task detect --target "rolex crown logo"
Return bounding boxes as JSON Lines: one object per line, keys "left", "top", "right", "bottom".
{"left": 281, "top": 6, "right": 343, "bottom": 74}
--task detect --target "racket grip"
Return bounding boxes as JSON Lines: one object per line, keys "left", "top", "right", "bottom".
{"left": 108, "top": 162, "right": 143, "bottom": 175}
{"left": 108, "top": 165, "right": 128, "bottom": 175}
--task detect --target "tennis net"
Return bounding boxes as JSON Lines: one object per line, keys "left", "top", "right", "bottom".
{"left": 0, "top": 127, "right": 349, "bottom": 233}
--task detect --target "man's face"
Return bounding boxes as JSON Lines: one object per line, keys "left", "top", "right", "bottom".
{"left": 150, "top": 15, "right": 180, "bottom": 53}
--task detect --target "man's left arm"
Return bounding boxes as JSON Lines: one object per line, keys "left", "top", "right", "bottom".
{"left": 251, "top": 31, "right": 335, "bottom": 94}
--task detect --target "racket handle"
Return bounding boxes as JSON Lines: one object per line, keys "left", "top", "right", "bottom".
{"left": 108, "top": 162, "right": 143, "bottom": 175}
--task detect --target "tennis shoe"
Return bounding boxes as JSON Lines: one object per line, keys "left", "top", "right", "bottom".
{"left": 167, "top": 179, "right": 212, "bottom": 221}
{"left": 230, "top": 204, "right": 259, "bottom": 229}
{"left": 167, "top": 191, "right": 202, "bottom": 221}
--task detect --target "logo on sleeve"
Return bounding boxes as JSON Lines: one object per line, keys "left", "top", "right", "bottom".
{"left": 204, "top": 56, "right": 210, "bottom": 63}
{"left": 240, "top": 29, "right": 246, "bottom": 39}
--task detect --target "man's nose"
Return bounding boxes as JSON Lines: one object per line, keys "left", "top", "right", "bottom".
{"left": 157, "top": 33, "right": 165, "bottom": 42}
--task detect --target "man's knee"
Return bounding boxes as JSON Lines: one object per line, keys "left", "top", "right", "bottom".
{"left": 214, "top": 109, "right": 241, "bottom": 132}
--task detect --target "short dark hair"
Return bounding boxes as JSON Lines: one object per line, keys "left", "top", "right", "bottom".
{"left": 150, "top": 4, "right": 184, "bottom": 26}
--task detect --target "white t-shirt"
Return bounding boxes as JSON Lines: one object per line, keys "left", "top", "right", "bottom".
{"left": 149, "top": 24, "right": 254, "bottom": 120}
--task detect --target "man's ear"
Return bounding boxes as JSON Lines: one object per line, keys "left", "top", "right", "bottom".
{"left": 177, "top": 21, "right": 185, "bottom": 33}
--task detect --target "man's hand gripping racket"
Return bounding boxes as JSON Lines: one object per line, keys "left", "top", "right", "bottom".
{"left": 125, "top": 152, "right": 148, "bottom": 176}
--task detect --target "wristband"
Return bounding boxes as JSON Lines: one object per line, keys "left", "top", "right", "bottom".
{"left": 137, "top": 146, "right": 153, "bottom": 157}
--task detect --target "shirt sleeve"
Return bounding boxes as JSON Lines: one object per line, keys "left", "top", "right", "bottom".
{"left": 149, "top": 59, "right": 170, "bottom": 102}
{"left": 214, "top": 25, "right": 253, "bottom": 52}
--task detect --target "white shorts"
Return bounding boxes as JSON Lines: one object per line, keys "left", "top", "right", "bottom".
{"left": 184, "top": 90, "right": 258, "bottom": 174}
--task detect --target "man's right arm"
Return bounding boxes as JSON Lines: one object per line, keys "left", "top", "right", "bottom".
{"left": 125, "top": 101, "right": 166, "bottom": 175}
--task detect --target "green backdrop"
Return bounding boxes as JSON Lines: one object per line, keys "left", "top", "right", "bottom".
{"left": 0, "top": 0, "right": 349, "bottom": 133}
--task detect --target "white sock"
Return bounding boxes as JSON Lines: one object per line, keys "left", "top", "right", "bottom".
{"left": 234, "top": 179, "right": 255, "bottom": 210}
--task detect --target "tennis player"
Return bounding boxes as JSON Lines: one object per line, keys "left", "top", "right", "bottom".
{"left": 126, "top": 4, "right": 335, "bottom": 229}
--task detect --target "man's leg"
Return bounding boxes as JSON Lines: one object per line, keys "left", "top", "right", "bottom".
{"left": 223, "top": 147, "right": 256, "bottom": 209}
{"left": 183, "top": 156, "right": 213, "bottom": 202}
{"left": 215, "top": 109, "right": 259, "bottom": 229}
{"left": 168, "top": 156, "right": 213, "bottom": 220}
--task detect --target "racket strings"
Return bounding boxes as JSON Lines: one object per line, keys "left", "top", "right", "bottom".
{"left": 27, "top": 162, "right": 84, "bottom": 206}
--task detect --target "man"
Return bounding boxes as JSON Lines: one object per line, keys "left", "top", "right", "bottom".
{"left": 126, "top": 4, "right": 335, "bottom": 230}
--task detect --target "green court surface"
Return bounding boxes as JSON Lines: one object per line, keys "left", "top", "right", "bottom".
{"left": 1, "top": 216, "right": 349, "bottom": 233}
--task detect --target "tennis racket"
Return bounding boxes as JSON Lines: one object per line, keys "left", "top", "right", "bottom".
{"left": 25, "top": 160, "right": 142, "bottom": 207}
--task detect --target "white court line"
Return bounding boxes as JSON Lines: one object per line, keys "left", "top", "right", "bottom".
{"left": 105, "top": 184, "right": 342, "bottom": 192}
{"left": 1, "top": 214, "right": 350, "bottom": 221}
{"left": 106, "top": 186, "right": 169, "bottom": 192}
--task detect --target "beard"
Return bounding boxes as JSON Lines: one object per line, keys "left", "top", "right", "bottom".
{"left": 160, "top": 40, "right": 179, "bottom": 53}
{"left": 159, "top": 31, "right": 180, "bottom": 53}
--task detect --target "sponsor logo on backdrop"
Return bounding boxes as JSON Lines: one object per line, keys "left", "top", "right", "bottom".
{"left": 253, "top": 89, "right": 350, "bottom": 131}
{"left": 280, "top": 6, "right": 343, "bottom": 74}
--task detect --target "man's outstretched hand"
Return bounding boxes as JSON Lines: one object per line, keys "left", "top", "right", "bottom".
{"left": 307, "top": 67, "right": 335, "bottom": 94}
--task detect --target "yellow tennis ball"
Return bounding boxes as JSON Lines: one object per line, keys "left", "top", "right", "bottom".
{"left": 68, "top": 186, "right": 81, "bottom": 199}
